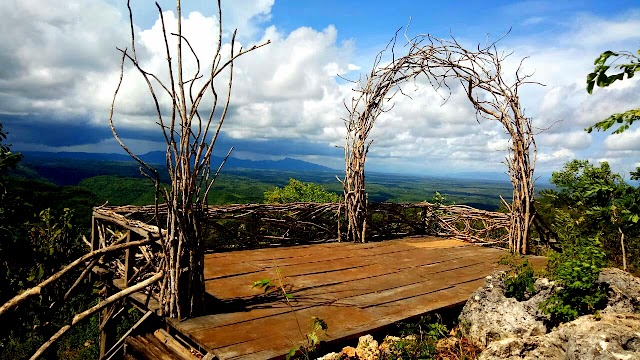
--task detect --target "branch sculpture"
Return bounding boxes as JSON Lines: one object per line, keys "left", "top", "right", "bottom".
{"left": 340, "top": 31, "right": 414, "bottom": 243}
{"left": 110, "top": 0, "right": 269, "bottom": 318}
{"left": 401, "top": 33, "right": 541, "bottom": 254}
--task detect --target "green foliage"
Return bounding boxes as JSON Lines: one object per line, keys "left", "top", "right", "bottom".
{"left": 79, "top": 175, "right": 164, "bottom": 206}
{"left": 586, "top": 109, "right": 640, "bottom": 135}
{"left": 264, "top": 178, "right": 339, "bottom": 204}
{"left": 0, "top": 122, "right": 23, "bottom": 197}
{"left": 384, "top": 315, "right": 449, "bottom": 360}
{"left": 287, "top": 317, "right": 329, "bottom": 360}
{"left": 0, "top": 122, "right": 23, "bottom": 174}
{"left": 431, "top": 191, "right": 446, "bottom": 205}
{"left": 498, "top": 255, "right": 536, "bottom": 301}
{"left": 540, "top": 213, "right": 608, "bottom": 325}
{"left": 252, "top": 271, "right": 326, "bottom": 360}
{"left": 586, "top": 50, "right": 640, "bottom": 134}
{"left": 425, "top": 192, "right": 447, "bottom": 235}
{"left": 535, "top": 159, "right": 637, "bottom": 324}
{"left": 0, "top": 206, "right": 98, "bottom": 359}
{"left": 252, "top": 278, "right": 277, "bottom": 293}
{"left": 22, "top": 155, "right": 515, "bottom": 210}
{"left": 542, "top": 241, "right": 607, "bottom": 325}
{"left": 538, "top": 160, "right": 640, "bottom": 272}
{"left": 0, "top": 139, "right": 103, "bottom": 359}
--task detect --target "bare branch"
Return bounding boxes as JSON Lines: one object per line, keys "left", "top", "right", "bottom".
{"left": 29, "top": 272, "right": 163, "bottom": 360}
{"left": 0, "top": 239, "right": 152, "bottom": 317}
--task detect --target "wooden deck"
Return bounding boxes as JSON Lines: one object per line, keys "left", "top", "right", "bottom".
{"left": 167, "top": 236, "right": 520, "bottom": 359}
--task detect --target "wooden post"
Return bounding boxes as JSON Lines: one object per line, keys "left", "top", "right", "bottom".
{"left": 99, "top": 285, "right": 114, "bottom": 359}
{"left": 124, "top": 230, "right": 136, "bottom": 286}
{"left": 90, "top": 216, "right": 99, "bottom": 282}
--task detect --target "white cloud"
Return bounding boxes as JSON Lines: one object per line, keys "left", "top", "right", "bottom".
{"left": 604, "top": 128, "right": 640, "bottom": 151}
{"left": 538, "top": 131, "right": 592, "bottom": 150}
{"left": 538, "top": 148, "right": 575, "bottom": 164}
{"left": 1, "top": 1, "right": 640, "bottom": 176}
{"left": 560, "top": 11, "right": 640, "bottom": 48}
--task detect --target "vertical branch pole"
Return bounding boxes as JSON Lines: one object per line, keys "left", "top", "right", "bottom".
{"left": 341, "top": 30, "right": 412, "bottom": 243}
{"left": 110, "top": 0, "right": 270, "bottom": 318}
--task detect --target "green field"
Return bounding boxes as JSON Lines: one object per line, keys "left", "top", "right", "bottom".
{"left": 17, "top": 156, "right": 520, "bottom": 210}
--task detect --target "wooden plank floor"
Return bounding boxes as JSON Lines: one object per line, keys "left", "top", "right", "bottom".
{"left": 167, "top": 236, "right": 516, "bottom": 359}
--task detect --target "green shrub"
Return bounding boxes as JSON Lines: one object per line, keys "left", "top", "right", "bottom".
{"left": 383, "top": 316, "right": 448, "bottom": 360}
{"left": 264, "top": 178, "right": 339, "bottom": 204}
{"left": 498, "top": 255, "right": 536, "bottom": 301}
{"left": 541, "top": 233, "right": 607, "bottom": 325}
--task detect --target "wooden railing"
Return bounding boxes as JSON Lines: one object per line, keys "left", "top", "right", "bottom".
{"left": 91, "top": 209, "right": 163, "bottom": 289}
{"left": 92, "top": 202, "right": 509, "bottom": 253}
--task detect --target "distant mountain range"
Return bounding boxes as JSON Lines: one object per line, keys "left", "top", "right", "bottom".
{"left": 21, "top": 151, "right": 335, "bottom": 173}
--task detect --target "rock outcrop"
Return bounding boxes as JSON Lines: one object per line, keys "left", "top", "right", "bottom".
{"left": 479, "top": 313, "right": 640, "bottom": 360}
{"left": 599, "top": 267, "right": 640, "bottom": 314}
{"left": 317, "top": 268, "right": 640, "bottom": 360}
{"left": 458, "top": 272, "right": 551, "bottom": 348}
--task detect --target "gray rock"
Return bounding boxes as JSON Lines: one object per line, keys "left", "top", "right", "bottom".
{"left": 480, "top": 313, "right": 640, "bottom": 360}
{"left": 459, "top": 272, "right": 547, "bottom": 348}
{"left": 479, "top": 336, "right": 565, "bottom": 360}
{"left": 521, "top": 277, "right": 559, "bottom": 323}
{"left": 599, "top": 268, "right": 640, "bottom": 314}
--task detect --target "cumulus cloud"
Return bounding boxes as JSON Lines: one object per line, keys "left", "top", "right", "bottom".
{"left": 0, "top": 0, "right": 129, "bottom": 117}
{"left": 1, "top": 0, "right": 640, "bottom": 176}
{"left": 538, "top": 148, "right": 575, "bottom": 164}
{"left": 604, "top": 128, "right": 640, "bottom": 151}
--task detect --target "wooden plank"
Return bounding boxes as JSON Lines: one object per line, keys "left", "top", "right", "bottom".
{"left": 204, "top": 241, "right": 491, "bottom": 300}
{"left": 164, "top": 236, "right": 540, "bottom": 359}
{"left": 335, "top": 261, "right": 499, "bottom": 308}
{"left": 177, "top": 255, "right": 483, "bottom": 335}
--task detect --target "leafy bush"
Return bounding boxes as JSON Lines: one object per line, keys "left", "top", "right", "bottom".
{"left": 264, "top": 178, "right": 339, "bottom": 204}
{"left": 498, "top": 255, "right": 536, "bottom": 301}
{"left": 541, "top": 215, "right": 608, "bottom": 325}
{"left": 538, "top": 159, "right": 640, "bottom": 273}
{"left": 382, "top": 316, "right": 449, "bottom": 360}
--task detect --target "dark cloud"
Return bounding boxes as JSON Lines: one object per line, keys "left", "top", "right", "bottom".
{"left": 3, "top": 113, "right": 341, "bottom": 160}
{"left": 3, "top": 115, "right": 110, "bottom": 147}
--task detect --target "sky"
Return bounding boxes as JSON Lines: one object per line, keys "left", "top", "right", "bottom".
{"left": 1, "top": 0, "right": 639, "bottom": 178}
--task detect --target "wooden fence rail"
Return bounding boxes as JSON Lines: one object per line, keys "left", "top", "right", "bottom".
{"left": 92, "top": 201, "right": 509, "bottom": 252}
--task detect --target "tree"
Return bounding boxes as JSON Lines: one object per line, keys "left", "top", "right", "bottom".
{"left": 403, "top": 34, "right": 540, "bottom": 254}
{"left": 1, "top": 1, "right": 269, "bottom": 358}
{"left": 264, "top": 178, "right": 339, "bottom": 204}
{"left": 0, "top": 123, "right": 103, "bottom": 359}
{"left": 586, "top": 50, "right": 640, "bottom": 134}
{"left": 540, "top": 160, "right": 640, "bottom": 271}
{"left": 0, "top": 122, "right": 23, "bottom": 193}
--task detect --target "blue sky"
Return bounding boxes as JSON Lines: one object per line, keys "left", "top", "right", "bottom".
{"left": 1, "top": 0, "right": 639, "bottom": 178}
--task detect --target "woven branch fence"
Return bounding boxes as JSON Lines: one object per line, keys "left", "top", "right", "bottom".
{"left": 93, "top": 201, "right": 509, "bottom": 250}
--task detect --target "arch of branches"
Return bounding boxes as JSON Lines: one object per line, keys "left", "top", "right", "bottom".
{"left": 341, "top": 31, "right": 544, "bottom": 255}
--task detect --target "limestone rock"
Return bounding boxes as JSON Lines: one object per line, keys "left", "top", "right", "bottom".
{"left": 479, "top": 336, "right": 565, "bottom": 359}
{"left": 479, "top": 313, "right": 640, "bottom": 360}
{"left": 459, "top": 272, "right": 547, "bottom": 348}
{"left": 521, "top": 277, "right": 558, "bottom": 323}
{"left": 378, "top": 335, "right": 401, "bottom": 358}
{"left": 340, "top": 346, "right": 356, "bottom": 359}
{"left": 316, "top": 352, "right": 342, "bottom": 360}
{"left": 599, "top": 268, "right": 640, "bottom": 314}
{"left": 355, "top": 335, "right": 380, "bottom": 360}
